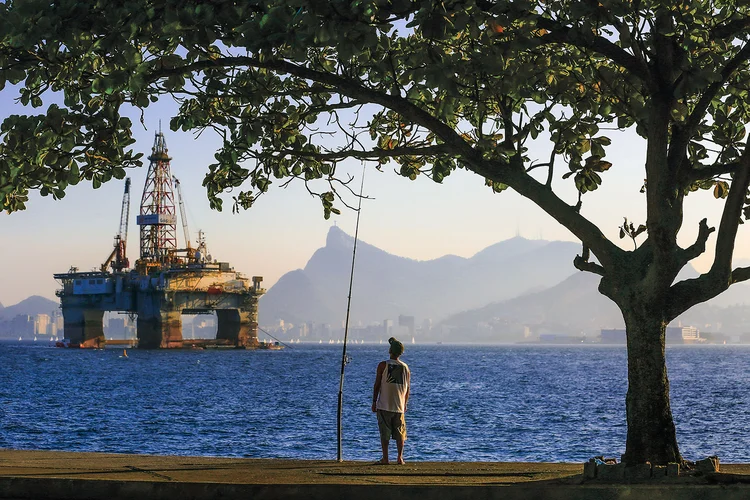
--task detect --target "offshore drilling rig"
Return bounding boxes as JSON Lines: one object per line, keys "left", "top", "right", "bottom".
{"left": 54, "top": 132, "right": 265, "bottom": 348}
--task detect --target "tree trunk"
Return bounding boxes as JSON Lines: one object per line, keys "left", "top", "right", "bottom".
{"left": 621, "top": 304, "right": 682, "bottom": 466}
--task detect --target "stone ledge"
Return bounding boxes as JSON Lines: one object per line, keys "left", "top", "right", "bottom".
{"left": 0, "top": 450, "right": 748, "bottom": 500}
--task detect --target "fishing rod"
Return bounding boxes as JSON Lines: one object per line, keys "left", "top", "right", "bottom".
{"left": 257, "top": 326, "right": 293, "bottom": 349}
{"left": 337, "top": 167, "right": 366, "bottom": 463}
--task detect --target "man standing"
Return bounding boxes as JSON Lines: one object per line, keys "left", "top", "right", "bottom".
{"left": 372, "top": 337, "right": 410, "bottom": 465}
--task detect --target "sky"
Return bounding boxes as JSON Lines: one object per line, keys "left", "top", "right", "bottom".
{"left": 0, "top": 92, "right": 746, "bottom": 307}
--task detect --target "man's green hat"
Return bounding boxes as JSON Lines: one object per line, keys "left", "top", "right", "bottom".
{"left": 388, "top": 337, "right": 404, "bottom": 356}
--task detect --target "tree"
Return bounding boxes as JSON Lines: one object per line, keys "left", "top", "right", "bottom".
{"left": 3, "top": 0, "right": 750, "bottom": 465}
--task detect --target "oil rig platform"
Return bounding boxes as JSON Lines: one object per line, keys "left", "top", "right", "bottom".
{"left": 54, "top": 132, "right": 265, "bottom": 349}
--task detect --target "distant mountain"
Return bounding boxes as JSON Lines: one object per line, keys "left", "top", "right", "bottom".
{"left": 260, "top": 270, "right": 336, "bottom": 325}
{"left": 441, "top": 272, "right": 622, "bottom": 341}
{"left": 259, "top": 226, "right": 582, "bottom": 326}
{"left": 0, "top": 295, "right": 58, "bottom": 320}
{"left": 704, "top": 282, "right": 750, "bottom": 308}
{"left": 440, "top": 263, "right": 750, "bottom": 339}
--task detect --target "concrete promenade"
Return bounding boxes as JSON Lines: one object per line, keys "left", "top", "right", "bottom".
{"left": 2, "top": 450, "right": 750, "bottom": 500}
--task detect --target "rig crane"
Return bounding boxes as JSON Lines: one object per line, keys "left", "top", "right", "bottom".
{"left": 101, "top": 178, "right": 131, "bottom": 273}
{"left": 173, "top": 176, "right": 194, "bottom": 260}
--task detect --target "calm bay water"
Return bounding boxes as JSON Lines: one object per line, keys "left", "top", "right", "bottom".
{"left": 0, "top": 342, "right": 748, "bottom": 462}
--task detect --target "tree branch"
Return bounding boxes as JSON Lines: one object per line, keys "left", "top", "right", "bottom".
{"left": 711, "top": 17, "right": 750, "bottom": 40}
{"left": 503, "top": 166, "right": 624, "bottom": 270}
{"left": 685, "top": 161, "right": 741, "bottom": 183}
{"left": 275, "top": 144, "right": 454, "bottom": 161}
{"left": 574, "top": 257, "right": 605, "bottom": 275}
{"left": 535, "top": 18, "right": 652, "bottom": 85}
{"left": 152, "top": 55, "right": 625, "bottom": 270}
{"left": 683, "top": 42, "right": 750, "bottom": 141}
{"left": 149, "top": 56, "right": 480, "bottom": 164}
{"left": 666, "top": 136, "right": 750, "bottom": 318}
{"left": 574, "top": 243, "right": 605, "bottom": 276}
{"left": 678, "top": 218, "right": 715, "bottom": 264}
{"left": 473, "top": 0, "right": 651, "bottom": 83}
{"left": 731, "top": 266, "right": 750, "bottom": 284}
{"left": 709, "top": 137, "right": 750, "bottom": 279}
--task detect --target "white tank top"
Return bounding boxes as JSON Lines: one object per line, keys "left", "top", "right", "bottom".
{"left": 376, "top": 359, "right": 410, "bottom": 413}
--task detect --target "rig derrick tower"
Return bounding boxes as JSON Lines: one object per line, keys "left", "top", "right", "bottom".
{"left": 173, "top": 176, "right": 195, "bottom": 262}
{"left": 55, "top": 129, "right": 266, "bottom": 350}
{"left": 137, "top": 131, "right": 177, "bottom": 273}
{"left": 101, "top": 178, "right": 131, "bottom": 273}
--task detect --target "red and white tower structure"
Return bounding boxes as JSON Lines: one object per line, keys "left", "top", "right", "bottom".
{"left": 137, "top": 131, "right": 177, "bottom": 267}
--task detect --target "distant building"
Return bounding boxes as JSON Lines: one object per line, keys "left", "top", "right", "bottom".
{"left": 538, "top": 333, "right": 586, "bottom": 344}
{"left": 600, "top": 326, "right": 702, "bottom": 344}
{"left": 10, "top": 315, "right": 34, "bottom": 339}
{"left": 54, "top": 313, "right": 64, "bottom": 334}
{"left": 666, "top": 326, "right": 703, "bottom": 344}
{"left": 383, "top": 319, "right": 393, "bottom": 337}
{"left": 701, "top": 331, "right": 730, "bottom": 344}
{"left": 398, "top": 315, "right": 415, "bottom": 338}
{"left": 320, "top": 323, "right": 332, "bottom": 339}
{"left": 600, "top": 328, "right": 626, "bottom": 344}
{"left": 34, "top": 314, "right": 51, "bottom": 336}
{"left": 523, "top": 326, "right": 537, "bottom": 341}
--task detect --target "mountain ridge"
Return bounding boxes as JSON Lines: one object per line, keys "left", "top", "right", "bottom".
{"left": 0, "top": 295, "right": 58, "bottom": 320}
{"left": 259, "top": 226, "right": 582, "bottom": 326}
{"left": 440, "top": 263, "right": 750, "bottom": 340}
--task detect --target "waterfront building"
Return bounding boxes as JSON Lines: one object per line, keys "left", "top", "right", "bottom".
{"left": 600, "top": 328, "right": 626, "bottom": 344}
{"left": 383, "top": 319, "right": 393, "bottom": 337}
{"left": 398, "top": 314, "right": 415, "bottom": 338}
{"left": 34, "top": 314, "right": 51, "bottom": 336}
{"left": 600, "top": 326, "right": 703, "bottom": 344}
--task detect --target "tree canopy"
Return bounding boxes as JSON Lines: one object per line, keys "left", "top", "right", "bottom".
{"left": 4, "top": 0, "right": 750, "bottom": 465}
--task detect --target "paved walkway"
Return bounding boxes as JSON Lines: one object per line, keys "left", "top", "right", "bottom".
{"left": 1, "top": 450, "right": 750, "bottom": 499}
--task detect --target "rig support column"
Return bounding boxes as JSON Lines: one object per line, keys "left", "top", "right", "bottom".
{"left": 137, "top": 311, "right": 183, "bottom": 348}
{"left": 216, "top": 309, "right": 255, "bottom": 347}
{"left": 62, "top": 308, "right": 105, "bottom": 348}
{"left": 247, "top": 276, "right": 263, "bottom": 344}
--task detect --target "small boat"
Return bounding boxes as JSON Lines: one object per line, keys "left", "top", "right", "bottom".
{"left": 54, "top": 338, "right": 84, "bottom": 348}
{"left": 249, "top": 340, "right": 284, "bottom": 351}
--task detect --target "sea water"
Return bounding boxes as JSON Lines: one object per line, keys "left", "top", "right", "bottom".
{"left": 0, "top": 342, "right": 747, "bottom": 462}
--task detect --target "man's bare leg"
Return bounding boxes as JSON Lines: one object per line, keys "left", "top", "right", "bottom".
{"left": 395, "top": 436, "right": 405, "bottom": 465}
{"left": 377, "top": 436, "right": 389, "bottom": 464}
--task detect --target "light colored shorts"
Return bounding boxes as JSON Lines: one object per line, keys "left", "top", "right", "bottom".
{"left": 377, "top": 409, "right": 407, "bottom": 442}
